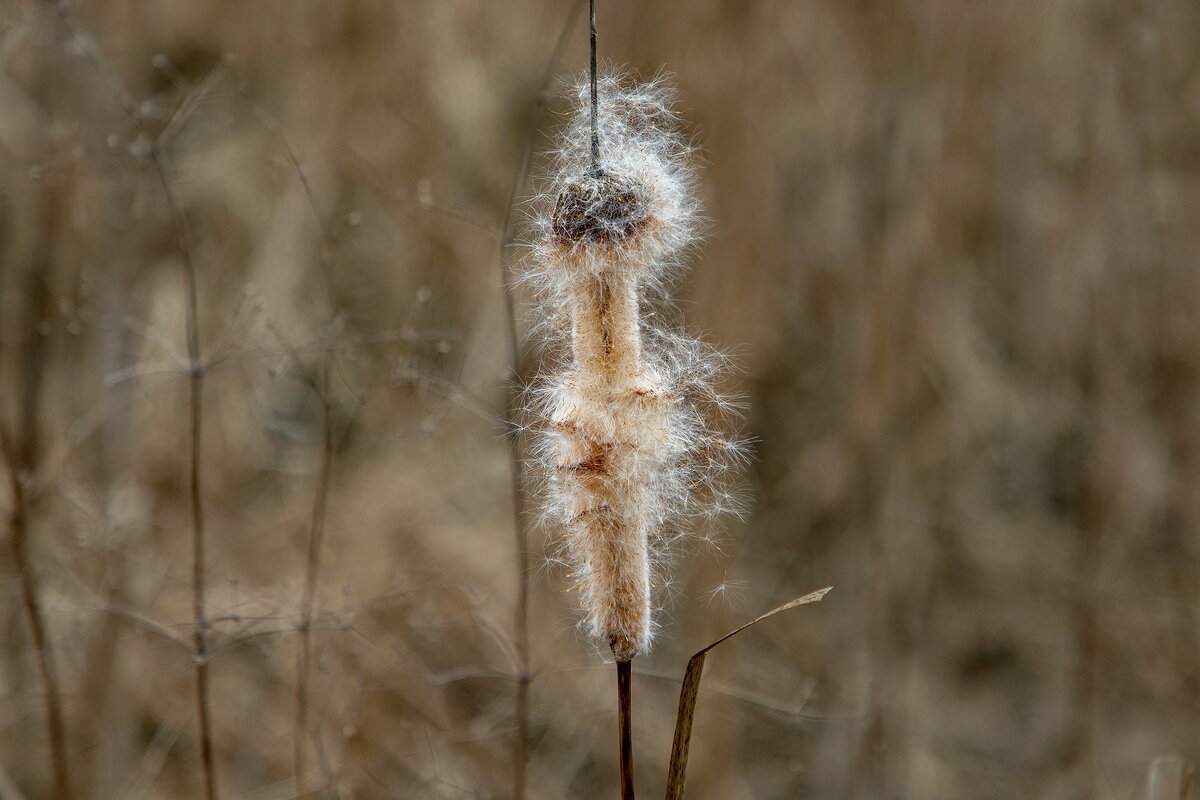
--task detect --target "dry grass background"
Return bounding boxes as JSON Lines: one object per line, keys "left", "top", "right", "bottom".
{"left": 2, "top": 1, "right": 1199, "bottom": 798}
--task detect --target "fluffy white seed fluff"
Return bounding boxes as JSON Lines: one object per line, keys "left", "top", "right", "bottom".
{"left": 524, "top": 74, "right": 747, "bottom": 661}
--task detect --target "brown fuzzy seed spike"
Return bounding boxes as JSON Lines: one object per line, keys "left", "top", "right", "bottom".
{"left": 552, "top": 173, "right": 649, "bottom": 245}
{"left": 531, "top": 75, "right": 744, "bottom": 663}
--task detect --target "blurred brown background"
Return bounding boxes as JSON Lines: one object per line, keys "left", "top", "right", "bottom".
{"left": 2, "top": 1, "right": 1199, "bottom": 798}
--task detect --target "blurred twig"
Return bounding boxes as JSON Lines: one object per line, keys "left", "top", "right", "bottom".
{"left": 238, "top": 86, "right": 343, "bottom": 310}
{"left": 0, "top": 9, "right": 74, "bottom": 798}
{"left": 1, "top": 18, "right": 71, "bottom": 785}
{"left": 1145, "top": 755, "right": 1194, "bottom": 800}
{"left": 1, "top": 429, "right": 70, "bottom": 800}
{"left": 0, "top": 759, "right": 32, "bottom": 800}
{"left": 394, "top": 367, "right": 500, "bottom": 427}
{"left": 260, "top": 320, "right": 342, "bottom": 798}
{"left": 54, "top": 6, "right": 228, "bottom": 794}
{"left": 295, "top": 361, "right": 336, "bottom": 799}
{"left": 352, "top": 149, "right": 501, "bottom": 237}
{"left": 115, "top": 711, "right": 185, "bottom": 800}
{"left": 499, "top": 3, "right": 586, "bottom": 797}
{"left": 157, "top": 135, "right": 220, "bottom": 800}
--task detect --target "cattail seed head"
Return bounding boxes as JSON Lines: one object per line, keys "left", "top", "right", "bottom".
{"left": 551, "top": 173, "right": 650, "bottom": 248}
{"left": 525, "top": 73, "right": 747, "bottom": 661}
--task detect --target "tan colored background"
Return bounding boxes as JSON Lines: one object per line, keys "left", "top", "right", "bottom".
{"left": 2, "top": 1, "right": 1199, "bottom": 797}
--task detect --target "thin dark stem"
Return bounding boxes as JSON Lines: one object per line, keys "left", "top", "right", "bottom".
{"left": 295, "top": 364, "right": 335, "bottom": 799}
{"left": 186, "top": 285, "right": 216, "bottom": 800}
{"left": 513, "top": 666, "right": 530, "bottom": 800}
{"left": 239, "top": 72, "right": 342, "bottom": 800}
{"left": 2, "top": 431, "right": 70, "bottom": 800}
{"left": 153, "top": 148, "right": 217, "bottom": 800}
{"left": 617, "top": 660, "right": 635, "bottom": 800}
{"left": 589, "top": 0, "right": 601, "bottom": 176}
{"left": 49, "top": 10, "right": 221, "bottom": 796}
{"left": 7, "top": 12, "right": 71, "bottom": 795}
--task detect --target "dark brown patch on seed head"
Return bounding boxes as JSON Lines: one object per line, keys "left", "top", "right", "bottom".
{"left": 568, "top": 439, "right": 613, "bottom": 475}
{"left": 552, "top": 173, "right": 649, "bottom": 246}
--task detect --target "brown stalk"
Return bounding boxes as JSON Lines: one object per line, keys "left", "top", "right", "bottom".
{"left": 295, "top": 363, "right": 335, "bottom": 799}
{"left": 4, "top": 10, "right": 72, "bottom": 797}
{"left": 2, "top": 429, "right": 70, "bottom": 800}
{"left": 153, "top": 145, "right": 218, "bottom": 800}
{"left": 59, "top": 8, "right": 225, "bottom": 791}
{"left": 617, "top": 659, "right": 636, "bottom": 800}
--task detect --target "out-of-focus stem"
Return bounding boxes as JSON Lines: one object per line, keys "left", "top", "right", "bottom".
{"left": 3, "top": 431, "right": 70, "bottom": 800}
{"left": 154, "top": 147, "right": 218, "bottom": 800}
{"left": 295, "top": 364, "right": 334, "bottom": 798}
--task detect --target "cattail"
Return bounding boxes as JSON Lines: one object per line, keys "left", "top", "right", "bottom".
{"left": 526, "top": 74, "right": 746, "bottom": 662}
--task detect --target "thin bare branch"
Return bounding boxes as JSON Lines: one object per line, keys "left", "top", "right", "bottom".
{"left": 2, "top": 428, "right": 70, "bottom": 800}
{"left": 295, "top": 362, "right": 335, "bottom": 799}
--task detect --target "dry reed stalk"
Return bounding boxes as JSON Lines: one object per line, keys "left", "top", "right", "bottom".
{"left": 294, "top": 362, "right": 335, "bottom": 799}
{"left": 155, "top": 150, "right": 219, "bottom": 800}
{"left": 2, "top": 13, "right": 72, "bottom": 798}
{"left": 2, "top": 428, "right": 70, "bottom": 800}
{"left": 51, "top": 9, "right": 225, "bottom": 792}
{"left": 245, "top": 97, "right": 347, "bottom": 798}
{"left": 237, "top": 86, "right": 345, "bottom": 798}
